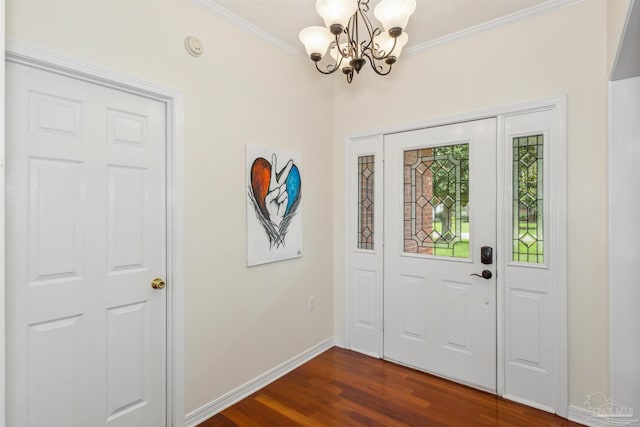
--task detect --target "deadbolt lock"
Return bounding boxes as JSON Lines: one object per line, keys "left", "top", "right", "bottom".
{"left": 151, "top": 278, "right": 166, "bottom": 290}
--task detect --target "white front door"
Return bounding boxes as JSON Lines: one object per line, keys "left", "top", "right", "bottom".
{"left": 6, "top": 61, "right": 167, "bottom": 426}
{"left": 383, "top": 119, "right": 497, "bottom": 390}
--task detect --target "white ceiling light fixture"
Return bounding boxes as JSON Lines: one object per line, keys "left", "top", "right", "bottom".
{"left": 299, "top": 0, "right": 415, "bottom": 83}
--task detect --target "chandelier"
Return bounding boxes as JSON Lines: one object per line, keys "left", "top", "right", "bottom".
{"left": 299, "top": 0, "right": 416, "bottom": 83}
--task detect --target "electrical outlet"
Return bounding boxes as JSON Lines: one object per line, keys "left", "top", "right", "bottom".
{"left": 308, "top": 296, "right": 315, "bottom": 311}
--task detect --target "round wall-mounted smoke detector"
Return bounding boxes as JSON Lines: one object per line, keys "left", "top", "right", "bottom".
{"left": 184, "top": 36, "right": 203, "bottom": 57}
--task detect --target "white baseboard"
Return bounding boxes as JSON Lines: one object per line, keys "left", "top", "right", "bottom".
{"left": 333, "top": 336, "right": 345, "bottom": 348}
{"left": 184, "top": 337, "right": 336, "bottom": 427}
{"left": 568, "top": 405, "right": 614, "bottom": 427}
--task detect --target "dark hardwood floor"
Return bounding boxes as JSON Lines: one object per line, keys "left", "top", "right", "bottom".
{"left": 200, "top": 347, "right": 583, "bottom": 426}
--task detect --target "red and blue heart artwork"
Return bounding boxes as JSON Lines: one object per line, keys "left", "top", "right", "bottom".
{"left": 249, "top": 153, "right": 302, "bottom": 249}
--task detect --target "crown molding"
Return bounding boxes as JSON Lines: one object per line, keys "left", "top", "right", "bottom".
{"left": 193, "top": 0, "right": 303, "bottom": 58}
{"left": 404, "top": 0, "right": 584, "bottom": 55}
{"left": 194, "top": 0, "right": 583, "bottom": 60}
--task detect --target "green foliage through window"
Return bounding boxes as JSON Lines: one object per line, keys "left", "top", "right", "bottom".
{"left": 404, "top": 143, "right": 469, "bottom": 258}
{"left": 513, "top": 135, "right": 544, "bottom": 263}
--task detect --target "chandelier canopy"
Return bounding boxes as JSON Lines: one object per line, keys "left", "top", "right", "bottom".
{"left": 299, "top": 0, "right": 416, "bottom": 83}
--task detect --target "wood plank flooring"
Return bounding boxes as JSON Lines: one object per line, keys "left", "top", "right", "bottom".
{"left": 199, "top": 347, "right": 583, "bottom": 426}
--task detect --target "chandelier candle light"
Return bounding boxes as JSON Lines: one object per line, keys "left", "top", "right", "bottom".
{"left": 299, "top": 0, "right": 416, "bottom": 83}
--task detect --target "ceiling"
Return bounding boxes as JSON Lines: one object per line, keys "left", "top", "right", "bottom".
{"left": 201, "top": 0, "right": 554, "bottom": 56}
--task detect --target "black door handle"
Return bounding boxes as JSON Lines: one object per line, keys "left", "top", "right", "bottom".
{"left": 470, "top": 270, "right": 492, "bottom": 279}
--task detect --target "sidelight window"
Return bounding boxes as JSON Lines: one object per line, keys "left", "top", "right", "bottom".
{"left": 512, "top": 135, "right": 544, "bottom": 263}
{"left": 358, "top": 155, "right": 375, "bottom": 250}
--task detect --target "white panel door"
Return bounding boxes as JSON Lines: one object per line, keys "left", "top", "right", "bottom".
{"left": 6, "top": 61, "right": 167, "bottom": 427}
{"left": 384, "top": 119, "right": 497, "bottom": 390}
{"left": 502, "top": 110, "right": 556, "bottom": 411}
{"left": 347, "top": 136, "right": 384, "bottom": 356}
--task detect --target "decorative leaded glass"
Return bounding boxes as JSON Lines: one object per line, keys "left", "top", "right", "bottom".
{"left": 404, "top": 144, "right": 469, "bottom": 258}
{"left": 358, "top": 155, "right": 374, "bottom": 250}
{"left": 513, "top": 135, "right": 544, "bottom": 263}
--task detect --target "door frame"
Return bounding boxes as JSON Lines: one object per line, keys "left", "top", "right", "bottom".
{"left": 344, "top": 97, "right": 567, "bottom": 417}
{"left": 3, "top": 40, "right": 186, "bottom": 427}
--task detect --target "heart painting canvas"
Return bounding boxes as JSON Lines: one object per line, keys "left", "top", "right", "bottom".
{"left": 246, "top": 145, "right": 303, "bottom": 266}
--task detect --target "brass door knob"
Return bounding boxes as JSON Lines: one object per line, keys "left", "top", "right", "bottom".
{"left": 151, "top": 278, "right": 166, "bottom": 290}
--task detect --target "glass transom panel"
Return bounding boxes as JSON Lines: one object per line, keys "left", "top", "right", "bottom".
{"left": 403, "top": 144, "right": 469, "bottom": 258}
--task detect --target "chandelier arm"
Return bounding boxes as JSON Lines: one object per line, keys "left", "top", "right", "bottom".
{"left": 364, "top": 52, "right": 392, "bottom": 76}
{"left": 358, "top": 4, "right": 380, "bottom": 54}
{"left": 351, "top": 8, "right": 363, "bottom": 60}
{"left": 333, "top": 32, "right": 349, "bottom": 60}
{"left": 356, "top": 0, "right": 397, "bottom": 61}
{"left": 371, "top": 31, "right": 397, "bottom": 60}
{"left": 314, "top": 60, "right": 340, "bottom": 75}
{"left": 344, "top": 15, "right": 358, "bottom": 59}
{"left": 363, "top": 28, "right": 383, "bottom": 59}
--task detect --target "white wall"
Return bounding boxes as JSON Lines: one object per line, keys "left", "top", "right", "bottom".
{"left": 609, "top": 75, "right": 640, "bottom": 417}
{"left": 6, "top": 0, "right": 335, "bottom": 415}
{"left": 332, "top": 0, "right": 610, "bottom": 407}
